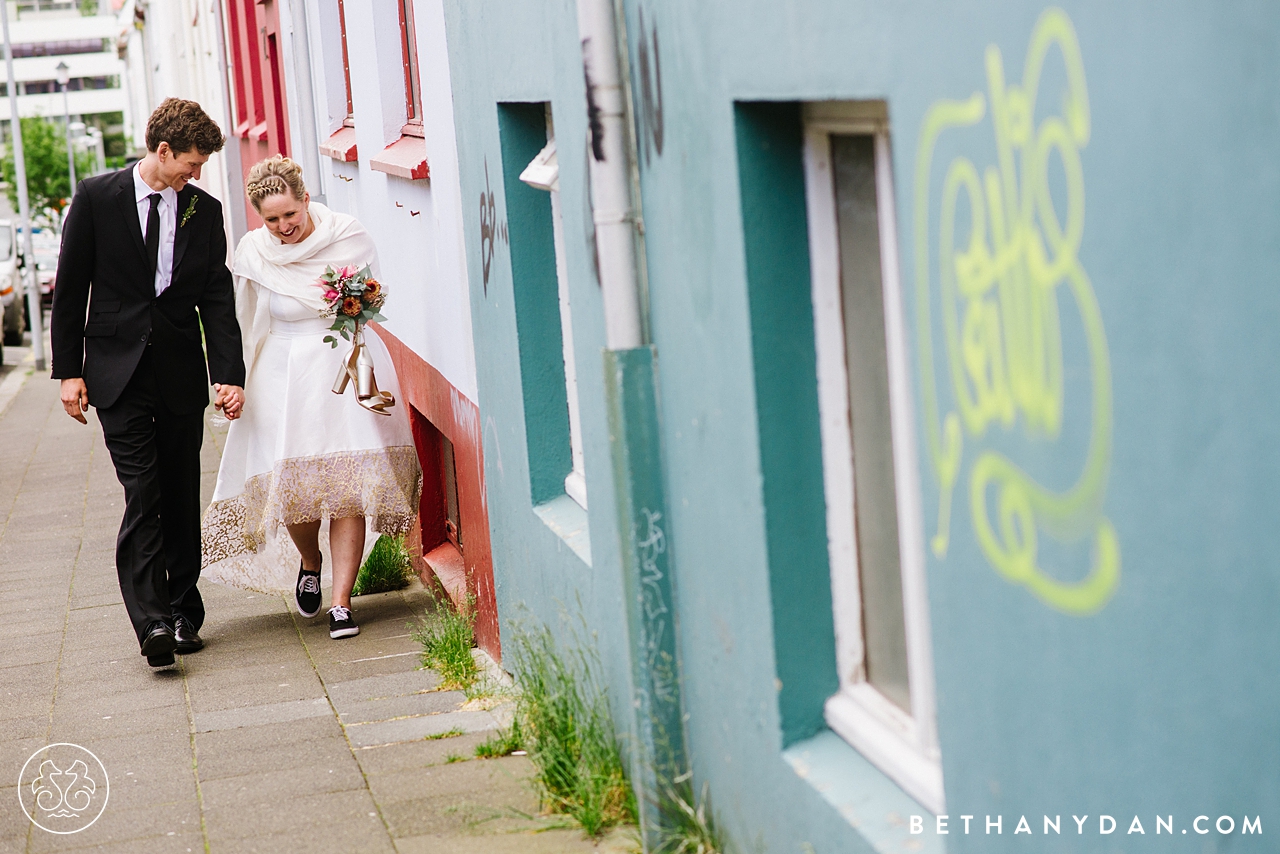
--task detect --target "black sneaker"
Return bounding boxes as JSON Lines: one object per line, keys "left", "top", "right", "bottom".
{"left": 295, "top": 559, "right": 322, "bottom": 618}
{"left": 328, "top": 605, "right": 359, "bottom": 639}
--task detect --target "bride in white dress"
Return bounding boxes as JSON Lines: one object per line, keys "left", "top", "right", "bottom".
{"left": 201, "top": 155, "right": 421, "bottom": 639}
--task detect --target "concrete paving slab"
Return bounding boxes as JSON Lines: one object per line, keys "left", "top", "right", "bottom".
{"left": 194, "top": 696, "right": 332, "bottom": 733}
{"left": 345, "top": 710, "right": 501, "bottom": 748}
{"left": 352, "top": 732, "right": 493, "bottom": 776}
{"left": 27, "top": 799, "right": 202, "bottom": 854}
{"left": 218, "top": 823, "right": 397, "bottom": 854}
{"left": 198, "top": 759, "right": 367, "bottom": 811}
{"left": 186, "top": 677, "right": 330, "bottom": 714}
{"left": 193, "top": 716, "right": 350, "bottom": 781}
{"left": 313, "top": 653, "right": 429, "bottom": 685}
{"left": 202, "top": 787, "right": 385, "bottom": 842}
{"left": 335, "top": 690, "right": 469, "bottom": 725}
{"left": 323, "top": 670, "right": 443, "bottom": 705}
{"left": 51, "top": 832, "right": 204, "bottom": 854}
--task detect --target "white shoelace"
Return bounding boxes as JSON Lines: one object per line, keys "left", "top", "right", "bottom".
{"left": 298, "top": 574, "right": 320, "bottom": 595}
{"left": 329, "top": 605, "right": 351, "bottom": 621}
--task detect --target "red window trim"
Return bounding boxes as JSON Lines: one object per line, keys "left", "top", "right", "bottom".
{"left": 337, "top": 0, "right": 354, "bottom": 119}
{"left": 398, "top": 0, "right": 422, "bottom": 124}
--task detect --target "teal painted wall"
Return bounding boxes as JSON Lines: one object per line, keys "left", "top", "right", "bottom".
{"left": 444, "top": 1, "right": 1279, "bottom": 851}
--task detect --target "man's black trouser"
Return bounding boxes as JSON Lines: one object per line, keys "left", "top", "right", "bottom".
{"left": 96, "top": 348, "right": 205, "bottom": 646}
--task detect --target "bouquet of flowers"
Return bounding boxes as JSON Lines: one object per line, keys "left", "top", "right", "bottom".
{"left": 317, "top": 264, "right": 386, "bottom": 347}
{"left": 315, "top": 264, "right": 395, "bottom": 415}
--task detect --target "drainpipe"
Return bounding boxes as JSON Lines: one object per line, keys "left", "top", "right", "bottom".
{"left": 576, "top": 1, "right": 686, "bottom": 849}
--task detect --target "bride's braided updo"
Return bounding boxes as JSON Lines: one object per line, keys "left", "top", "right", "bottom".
{"left": 245, "top": 155, "right": 307, "bottom": 211}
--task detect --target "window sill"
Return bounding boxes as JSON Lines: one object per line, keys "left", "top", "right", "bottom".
{"left": 369, "top": 134, "right": 429, "bottom": 181}
{"left": 320, "top": 126, "right": 358, "bottom": 162}
{"left": 783, "top": 729, "right": 945, "bottom": 853}
{"left": 532, "top": 494, "right": 591, "bottom": 566}
{"left": 423, "top": 540, "right": 467, "bottom": 611}
{"left": 825, "top": 688, "right": 944, "bottom": 814}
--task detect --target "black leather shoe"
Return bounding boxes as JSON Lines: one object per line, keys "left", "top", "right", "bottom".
{"left": 174, "top": 616, "right": 204, "bottom": 654}
{"left": 141, "top": 623, "right": 176, "bottom": 668}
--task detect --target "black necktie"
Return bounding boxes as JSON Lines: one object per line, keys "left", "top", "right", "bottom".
{"left": 145, "top": 193, "right": 161, "bottom": 281}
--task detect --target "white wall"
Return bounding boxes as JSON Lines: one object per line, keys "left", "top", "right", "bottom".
{"left": 117, "top": 0, "right": 238, "bottom": 244}
{"left": 294, "top": 0, "right": 477, "bottom": 403}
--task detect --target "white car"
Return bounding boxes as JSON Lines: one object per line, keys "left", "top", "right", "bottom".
{"left": 0, "top": 219, "right": 24, "bottom": 351}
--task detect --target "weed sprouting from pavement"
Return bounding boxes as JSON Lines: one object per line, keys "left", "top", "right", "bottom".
{"left": 410, "top": 596, "right": 478, "bottom": 691}
{"left": 424, "top": 728, "right": 466, "bottom": 741}
{"left": 474, "top": 717, "right": 523, "bottom": 759}
{"left": 507, "top": 624, "right": 636, "bottom": 837}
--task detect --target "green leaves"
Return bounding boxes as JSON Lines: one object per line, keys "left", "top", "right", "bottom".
{"left": 0, "top": 116, "right": 96, "bottom": 216}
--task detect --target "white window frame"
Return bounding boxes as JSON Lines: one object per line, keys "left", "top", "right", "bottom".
{"left": 802, "top": 101, "right": 943, "bottom": 814}
{"left": 520, "top": 111, "right": 587, "bottom": 510}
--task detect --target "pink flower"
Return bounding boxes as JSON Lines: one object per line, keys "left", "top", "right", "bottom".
{"left": 337, "top": 265, "right": 357, "bottom": 279}
{"left": 323, "top": 289, "right": 340, "bottom": 301}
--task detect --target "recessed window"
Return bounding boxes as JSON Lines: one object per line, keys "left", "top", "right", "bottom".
{"left": 802, "top": 101, "right": 943, "bottom": 813}
{"left": 498, "top": 101, "right": 587, "bottom": 526}
{"left": 520, "top": 110, "right": 587, "bottom": 510}
{"left": 442, "top": 435, "right": 461, "bottom": 547}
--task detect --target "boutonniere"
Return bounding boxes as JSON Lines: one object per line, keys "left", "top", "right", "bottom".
{"left": 180, "top": 195, "right": 198, "bottom": 227}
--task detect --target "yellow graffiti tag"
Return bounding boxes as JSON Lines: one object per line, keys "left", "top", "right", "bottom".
{"left": 913, "top": 8, "right": 1119, "bottom": 615}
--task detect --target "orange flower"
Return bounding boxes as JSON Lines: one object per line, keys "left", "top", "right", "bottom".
{"left": 342, "top": 296, "right": 363, "bottom": 317}
{"left": 362, "top": 280, "right": 381, "bottom": 302}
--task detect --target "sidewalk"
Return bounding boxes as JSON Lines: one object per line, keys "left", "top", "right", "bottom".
{"left": 0, "top": 370, "right": 626, "bottom": 853}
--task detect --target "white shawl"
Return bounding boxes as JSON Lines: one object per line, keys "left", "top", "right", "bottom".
{"left": 232, "top": 202, "right": 380, "bottom": 382}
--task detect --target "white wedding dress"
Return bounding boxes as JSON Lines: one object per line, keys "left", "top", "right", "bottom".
{"left": 201, "top": 204, "right": 421, "bottom": 595}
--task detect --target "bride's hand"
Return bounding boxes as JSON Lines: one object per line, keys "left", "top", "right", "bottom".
{"left": 214, "top": 384, "right": 245, "bottom": 420}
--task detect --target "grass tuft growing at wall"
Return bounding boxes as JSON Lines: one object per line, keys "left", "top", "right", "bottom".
{"left": 654, "top": 778, "right": 726, "bottom": 854}
{"left": 507, "top": 625, "right": 636, "bottom": 838}
{"left": 353, "top": 535, "right": 412, "bottom": 597}
{"left": 410, "top": 597, "right": 479, "bottom": 691}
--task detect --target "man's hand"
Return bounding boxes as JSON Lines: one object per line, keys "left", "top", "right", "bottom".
{"left": 213, "top": 383, "right": 244, "bottom": 421}
{"left": 60, "top": 378, "right": 89, "bottom": 424}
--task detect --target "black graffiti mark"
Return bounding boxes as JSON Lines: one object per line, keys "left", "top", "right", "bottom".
{"left": 479, "top": 160, "right": 497, "bottom": 294}
{"left": 636, "top": 6, "right": 663, "bottom": 165}
{"left": 478, "top": 158, "right": 508, "bottom": 296}
{"left": 582, "top": 37, "right": 606, "bottom": 162}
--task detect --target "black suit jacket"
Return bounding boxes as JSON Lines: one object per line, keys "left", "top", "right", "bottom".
{"left": 50, "top": 168, "right": 245, "bottom": 414}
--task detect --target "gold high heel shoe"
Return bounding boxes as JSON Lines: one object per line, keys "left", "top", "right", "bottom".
{"left": 331, "top": 327, "right": 395, "bottom": 415}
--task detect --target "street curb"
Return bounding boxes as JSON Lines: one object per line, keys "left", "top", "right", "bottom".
{"left": 0, "top": 349, "right": 34, "bottom": 419}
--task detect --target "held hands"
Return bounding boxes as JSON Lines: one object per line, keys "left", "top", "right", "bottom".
{"left": 213, "top": 384, "right": 245, "bottom": 420}
{"left": 60, "top": 378, "right": 89, "bottom": 424}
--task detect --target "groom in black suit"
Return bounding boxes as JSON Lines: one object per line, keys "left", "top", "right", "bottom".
{"left": 51, "top": 99, "right": 246, "bottom": 667}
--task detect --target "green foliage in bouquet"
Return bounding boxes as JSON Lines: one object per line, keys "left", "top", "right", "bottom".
{"left": 316, "top": 263, "right": 388, "bottom": 348}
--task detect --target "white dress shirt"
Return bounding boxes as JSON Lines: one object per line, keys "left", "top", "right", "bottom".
{"left": 132, "top": 163, "right": 177, "bottom": 296}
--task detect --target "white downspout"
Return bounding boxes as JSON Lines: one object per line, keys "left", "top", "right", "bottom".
{"left": 576, "top": 0, "right": 643, "bottom": 350}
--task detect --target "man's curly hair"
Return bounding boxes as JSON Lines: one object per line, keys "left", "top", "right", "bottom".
{"left": 145, "top": 98, "right": 225, "bottom": 155}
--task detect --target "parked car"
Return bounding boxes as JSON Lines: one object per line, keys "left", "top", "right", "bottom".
{"left": 0, "top": 219, "right": 24, "bottom": 348}
{"left": 30, "top": 228, "right": 60, "bottom": 308}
